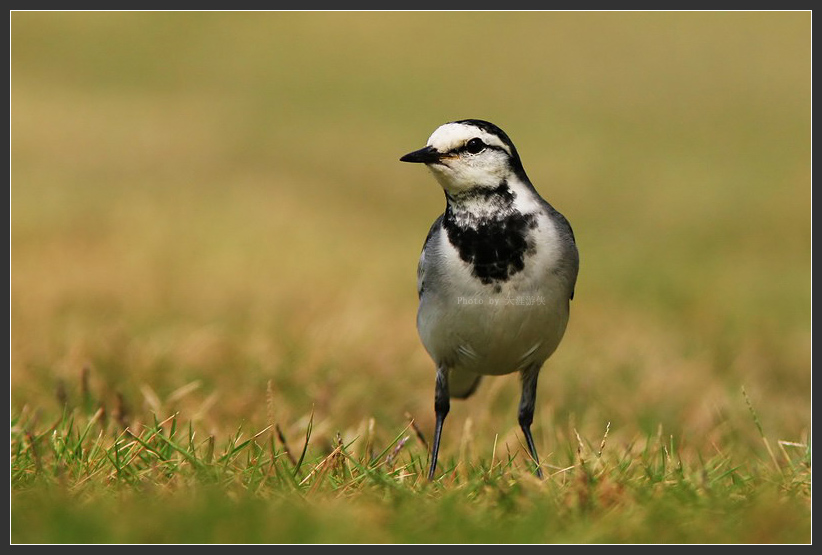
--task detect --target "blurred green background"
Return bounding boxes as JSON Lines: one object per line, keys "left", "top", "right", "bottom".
{"left": 10, "top": 12, "right": 811, "bottom": 459}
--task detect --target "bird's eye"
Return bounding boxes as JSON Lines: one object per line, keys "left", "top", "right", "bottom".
{"left": 464, "top": 138, "right": 486, "bottom": 154}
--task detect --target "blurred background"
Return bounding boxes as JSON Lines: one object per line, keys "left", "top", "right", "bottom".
{"left": 10, "top": 12, "right": 811, "bottom": 461}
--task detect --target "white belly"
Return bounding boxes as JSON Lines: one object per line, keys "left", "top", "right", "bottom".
{"left": 418, "top": 282, "right": 569, "bottom": 376}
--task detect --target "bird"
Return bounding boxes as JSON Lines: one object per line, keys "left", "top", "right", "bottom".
{"left": 400, "top": 119, "right": 579, "bottom": 480}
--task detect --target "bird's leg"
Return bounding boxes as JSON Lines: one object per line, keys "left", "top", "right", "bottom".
{"left": 518, "top": 365, "right": 543, "bottom": 478}
{"left": 428, "top": 366, "right": 450, "bottom": 481}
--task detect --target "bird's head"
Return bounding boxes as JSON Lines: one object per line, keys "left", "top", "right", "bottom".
{"left": 400, "top": 119, "right": 528, "bottom": 196}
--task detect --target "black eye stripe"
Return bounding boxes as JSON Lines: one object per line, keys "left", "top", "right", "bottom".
{"left": 451, "top": 141, "right": 507, "bottom": 156}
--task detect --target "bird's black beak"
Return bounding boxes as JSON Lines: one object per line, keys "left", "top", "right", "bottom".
{"left": 400, "top": 145, "right": 441, "bottom": 164}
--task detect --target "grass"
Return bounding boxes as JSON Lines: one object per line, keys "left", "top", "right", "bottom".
{"left": 10, "top": 11, "right": 811, "bottom": 543}
{"left": 10, "top": 380, "right": 811, "bottom": 543}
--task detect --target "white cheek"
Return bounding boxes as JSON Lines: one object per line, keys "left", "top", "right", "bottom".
{"left": 446, "top": 165, "right": 494, "bottom": 190}
{"left": 428, "top": 159, "right": 506, "bottom": 192}
{"left": 462, "top": 166, "right": 498, "bottom": 187}
{"left": 468, "top": 156, "right": 509, "bottom": 184}
{"left": 427, "top": 164, "right": 457, "bottom": 190}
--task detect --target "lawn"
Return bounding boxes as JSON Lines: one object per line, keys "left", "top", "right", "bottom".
{"left": 10, "top": 11, "right": 811, "bottom": 543}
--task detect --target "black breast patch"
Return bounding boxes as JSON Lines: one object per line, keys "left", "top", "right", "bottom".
{"left": 443, "top": 205, "right": 538, "bottom": 286}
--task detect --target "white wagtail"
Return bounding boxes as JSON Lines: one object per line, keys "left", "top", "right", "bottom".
{"left": 400, "top": 119, "right": 579, "bottom": 480}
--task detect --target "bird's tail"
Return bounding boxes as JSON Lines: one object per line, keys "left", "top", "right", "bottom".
{"left": 450, "top": 370, "right": 483, "bottom": 399}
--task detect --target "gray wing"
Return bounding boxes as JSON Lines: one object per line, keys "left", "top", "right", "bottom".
{"left": 537, "top": 197, "right": 579, "bottom": 301}
{"left": 417, "top": 214, "right": 444, "bottom": 299}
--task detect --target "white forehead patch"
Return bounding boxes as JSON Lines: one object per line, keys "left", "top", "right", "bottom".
{"left": 426, "top": 122, "right": 511, "bottom": 155}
